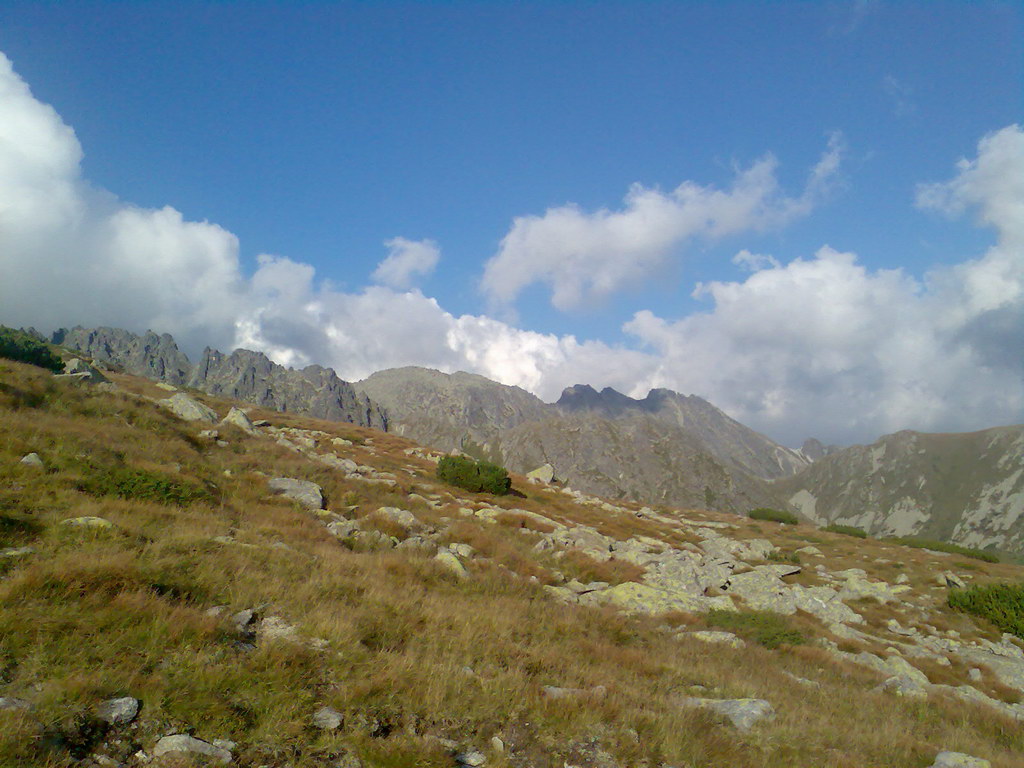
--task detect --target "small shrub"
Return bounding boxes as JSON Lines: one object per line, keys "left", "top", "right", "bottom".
{"left": 79, "top": 465, "right": 214, "bottom": 506}
{"left": 0, "top": 326, "right": 63, "bottom": 373}
{"left": 887, "top": 537, "right": 999, "bottom": 563}
{"left": 705, "top": 609, "right": 806, "bottom": 649}
{"left": 823, "top": 524, "right": 867, "bottom": 538}
{"left": 767, "top": 550, "right": 800, "bottom": 565}
{"left": 748, "top": 508, "right": 798, "bottom": 525}
{"left": 948, "top": 582, "right": 1024, "bottom": 639}
{"left": 436, "top": 455, "right": 511, "bottom": 495}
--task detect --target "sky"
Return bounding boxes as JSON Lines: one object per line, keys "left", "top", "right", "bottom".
{"left": 0, "top": 1, "right": 1021, "bottom": 447}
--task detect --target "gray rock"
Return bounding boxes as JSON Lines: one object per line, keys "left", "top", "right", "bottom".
{"left": 874, "top": 674, "right": 928, "bottom": 699}
{"left": 541, "top": 684, "right": 607, "bottom": 700}
{"left": 61, "top": 516, "right": 114, "bottom": 529}
{"left": 96, "top": 696, "right": 140, "bottom": 725}
{"left": 0, "top": 697, "right": 32, "bottom": 711}
{"left": 526, "top": 463, "right": 556, "bottom": 483}
{"left": 268, "top": 477, "right": 324, "bottom": 510}
{"left": 160, "top": 393, "right": 218, "bottom": 423}
{"left": 435, "top": 547, "right": 469, "bottom": 579}
{"left": 153, "top": 734, "right": 232, "bottom": 764}
{"left": 0, "top": 546, "right": 34, "bottom": 558}
{"left": 231, "top": 608, "right": 258, "bottom": 635}
{"left": 930, "top": 752, "right": 991, "bottom": 768}
{"left": 681, "top": 697, "right": 775, "bottom": 731}
{"left": 456, "top": 751, "right": 486, "bottom": 767}
{"left": 374, "top": 507, "right": 420, "bottom": 529}
{"left": 312, "top": 706, "right": 343, "bottom": 730}
{"left": 63, "top": 358, "right": 108, "bottom": 383}
{"left": 19, "top": 452, "right": 44, "bottom": 468}
{"left": 220, "top": 406, "right": 256, "bottom": 434}
{"left": 685, "top": 631, "right": 746, "bottom": 649}
{"left": 938, "top": 571, "right": 967, "bottom": 589}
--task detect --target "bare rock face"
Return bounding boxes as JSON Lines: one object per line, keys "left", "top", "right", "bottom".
{"left": 53, "top": 327, "right": 192, "bottom": 385}
{"left": 778, "top": 425, "right": 1024, "bottom": 553}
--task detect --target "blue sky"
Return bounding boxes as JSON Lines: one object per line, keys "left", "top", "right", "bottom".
{"left": 0, "top": 1, "right": 1021, "bottom": 445}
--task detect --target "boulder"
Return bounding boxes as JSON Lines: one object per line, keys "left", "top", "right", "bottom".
{"left": 526, "top": 463, "right": 556, "bottom": 484}
{"left": 373, "top": 507, "right": 421, "bottom": 529}
{"left": 686, "top": 631, "right": 746, "bottom": 649}
{"left": 456, "top": 751, "right": 486, "bottom": 767}
{"left": 160, "top": 393, "right": 218, "bottom": 423}
{"left": 930, "top": 753, "right": 991, "bottom": 768}
{"left": 599, "top": 582, "right": 734, "bottom": 615}
{"left": 153, "top": 734, "right": 232, "bottom": 764}
{"left": 19, "top": 452, "right": 44, "bottom": 468}
{"left": 61, "top": 516, "right": 114, "bottom": 530}
{"left": 434, "top": 547, "right": 470, "bottom": 579}
{"left": 220, "top": 406, "right": 256, "bottom": 434}
{"left": 62, "top": 358, "right": 108, "bottom": 383}
{"left": 681, "top": 697, "right": 775, "bottom": 731}
{"left": 874, "top": 674, "right": 928, "bottom": 699}
{"left": 312, "top": 706, "right": 344, "bottom": 730}
{"left": 96, "top": 696, "right": 140, "bottom": 725}
{"left": 267, "top": 477, "right": 324, "bottom": 510}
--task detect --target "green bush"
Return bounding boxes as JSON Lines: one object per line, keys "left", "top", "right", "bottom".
{"left": 436, "top": 455, "right": 511, "bottom": 495}
{"left": 887, "top": 537, "right": 999, "bottom": 563}
{"left": 79, "top": 465, "right": 214, "bottom": 506}
{"left": 706, "top": 609, "right": 806, "bottom": 649}
{"left": 0, "top": 326, "right": 63, "bottom": 373}
{"left": 948, "top": 582, "right": 1024, "bottom": 639}
{"left": 748, "top": 508, "right": 798, "bottom": 525}
{"left": 823, "top": 524, "right": 868, "bottom": 538}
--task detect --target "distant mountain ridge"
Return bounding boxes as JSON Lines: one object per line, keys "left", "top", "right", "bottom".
{"left": 53, "top": 326, "right": 387, "bottom": 430}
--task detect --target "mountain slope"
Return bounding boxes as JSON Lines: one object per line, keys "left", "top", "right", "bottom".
{"left": 54, "top": 326, "right": 386, "bottom": 429}
{"left": 777, "top": 426, "right": 1024, "bottom": 553}
{"left": 1, "top": 352, "right": 1023, "bottom": 767}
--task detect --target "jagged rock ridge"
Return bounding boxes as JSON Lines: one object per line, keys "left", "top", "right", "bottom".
{"left": 53, "top": 326, "right": 387, "bottom": 430}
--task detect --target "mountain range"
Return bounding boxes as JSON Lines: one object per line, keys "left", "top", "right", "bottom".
{"left": 53, "top": 326, "right": 1024, "bottom": 554}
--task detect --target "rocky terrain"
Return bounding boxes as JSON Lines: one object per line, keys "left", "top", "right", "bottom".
{"left": 54, "top": 327, "right": 386, "bottom": 430}
{"left": 1, "top": 344, "right": 1023, "bottom": 767}
{"left": 778, "top": 426, "right": 1024, "bottom": 553}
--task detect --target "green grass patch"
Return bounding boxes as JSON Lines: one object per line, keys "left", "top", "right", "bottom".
{"left": 748, "top": 508, "right": 798, "bottom": 525}
{"left": 948, "top": 582, "right": 1024, "bottom": 639}
{"left": 78, "top": 465, "right": 214, "bottom": 506}
{"left": 705, "top": 609, "right": 806, "bottom": 649}
{"left": 822, "top": 524, "right": 867, "bottom": 538}
{"left": 887, "top": 537, "right": 999, "bottom": 563}
{"left": 767, "top": 550, "right": 800, "bottom": 565}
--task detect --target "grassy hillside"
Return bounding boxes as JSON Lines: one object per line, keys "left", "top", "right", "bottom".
{"left": 1, "top": 358, "right": 1022, "bottom": 767}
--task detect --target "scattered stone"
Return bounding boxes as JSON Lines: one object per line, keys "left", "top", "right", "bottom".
{"left": 0, "top": 697, "right": 32, "bottom": 711}
{"left": 937, "top": 571, "right": 967, "bottom": 589}
{"left": 19, "top": 452, "right": 44, "bottom": 468}
{"left": 449, "top": 542, "right": 475, "bottom": 559}
{"left": 258, "top": 615, "right": 299, "bottom": 643}
{"left": 681, "top": 697, "right": 775, "bottom": 732}
{"left": 0, "top": 546, "right": 34, "bottom": 558}
{"left": 160, "top": 393, "right": 218, "bottom": 423}
{"left": 930, "top": 752, "right": 991, "bottom": 768}
{"left": 795, "top": 545, "right": 822, "bottom": 556}
{"left": 374, "top": 506, "right": 420, "bottom": 529}
{"left": 526, "top": 463, "right": 556, "bottom": 484}
{"left": 541, "top": 684, "right": 607, "bottom": 700}
{"left": 96, "top": 696, "right": 140, "bottom": 725}
{"left": 155, "top": 382, "right": 178, "bottom": 391}
{"left": 874, "top": 674, "right": 928, "bottom": 699}
{"left": 968, "top": 668, "right": 983, "bottom": 682}
{"left": 895, "top": 573, "right": 910, "bottom": 584}
{"left": 62, "top": 358, "right": 108, "bottom": 383}
{"left": 456, "top": 751, "right": 486, "bottom": 767}
{"left": 231, "top": 608, "right": 259, "bottom": 635}
{"left": 153, "top": 734, "right": 232, "bottom": 764}
{"left": 267, "top": 477, "right": 324, "bottom": 510}
{"left": 434, "top": 547, "right": 470, "bottom": 579}
{"left": 782, "top": 671, "right": 820, "bottom": 688}
{"left": 686, "top": 631, "right": 746, "bottom": 650}
{"left": 312, "top": 706, "right": 344, "bottom": 730}
{"left": 220, "top": 406, "right": 256, "bottom": 434}
{"left": 490, "top": 736, "right": 504, "bottom": 753}
{"left": 61, "top": 516, "right": 114, "bottom": 529}
{"left": 198, "top": 429, "right": 219, "bottom": 440}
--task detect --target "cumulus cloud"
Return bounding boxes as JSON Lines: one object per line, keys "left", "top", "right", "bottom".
{"left": 480, "top": 133, "right": 845, "bottom": 311}
{"left": 619, "top": 125, "right": 1024, "bottom": 444}
{"left": 0, "top": 49, "right": 1019, "bottom": 447}
{"left": 371, "top": 237, "right": 440, "bottom": 289}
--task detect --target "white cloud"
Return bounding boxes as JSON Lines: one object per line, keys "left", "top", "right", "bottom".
{"left": 732, "top": 249, "right": 780, "bottom": 272}
{"left": 0, "top": 50, "right": 1019, "bottom": 447}
{"left": 480, "top": 133, "right": 845, "bottom": 311}
{"left": 371, "top": 236, "right": 440, "bottom": 289}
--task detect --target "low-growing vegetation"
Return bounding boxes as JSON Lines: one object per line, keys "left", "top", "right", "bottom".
{"left": 748, "top": 508, "right": 799, "bottom": 525}
{"left": 77, "top": 464, "right": 215, "bottom": 506}
{"left": 822, "top": 523, "right": 868, "bottom": 538}
{"left": 888, "top": 536, "right": 1000, "bottom": 563}
{"left": 436, "top": 454, "right": 511, "bottom": 495}
{"left": 0, "top": 326, "right": 63, "bottom": 373}
{"left": 948, "top": 582, "right": 1024, "bottom": 639}
{"left": 705, "top": 609, "right": 806, "bottom": 649}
